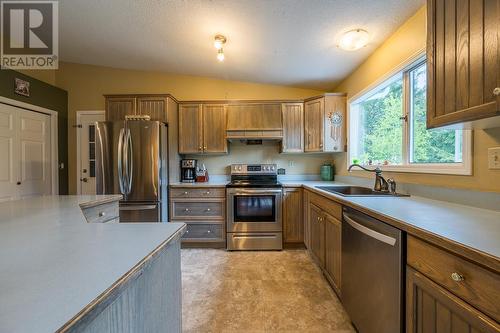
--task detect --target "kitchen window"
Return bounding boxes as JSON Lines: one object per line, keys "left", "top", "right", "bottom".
{"left": 348, "top": 56, "right": 472, "bottom": 175}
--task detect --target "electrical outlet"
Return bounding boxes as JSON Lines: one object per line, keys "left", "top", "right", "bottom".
{"left": 488, "top": 147, "right": 500, "bottom": 170}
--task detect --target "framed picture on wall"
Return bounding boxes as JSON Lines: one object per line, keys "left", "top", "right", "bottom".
{"left": 14, "top": 78, "right": 30, "bottom": 97}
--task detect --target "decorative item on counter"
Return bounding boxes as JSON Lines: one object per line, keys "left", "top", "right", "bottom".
{"left": 196, "top": 164, "right": 209, "bottom": 182}
{"left": 320, "top": 162, "right": 335, "bottom": 181}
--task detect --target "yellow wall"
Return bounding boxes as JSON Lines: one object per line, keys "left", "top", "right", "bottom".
{"left": 18, "top": 69, "right": 56, "bottom": 85}
{"left": 334, "top": 6, "right": 500, "bottom": 192}
{"left": 54, "top": 62, "right": 325, "bottom": 193}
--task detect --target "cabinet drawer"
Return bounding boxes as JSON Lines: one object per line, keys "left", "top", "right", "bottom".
{"left": 82, "top": 202, "right": 119, "bottom": 223}
{"left": 183, "top": 223, "right": 224, "bottom": 241}
{"left": 171, "top": 199, "right": 225, "bottom": 220}
{"left": 170, "top": 187, "right": 225, "bottom": 198}
{"left": 407, "top": 235, "right": 500, "bottom": 321}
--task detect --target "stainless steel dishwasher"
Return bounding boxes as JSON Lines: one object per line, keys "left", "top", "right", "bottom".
{"left": 342, "top": 208, "right": 403, "bottom": 333}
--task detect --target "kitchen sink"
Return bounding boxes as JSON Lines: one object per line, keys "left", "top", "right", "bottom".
{"left": 316, "top": 186, "right": 409, "bottom": 197}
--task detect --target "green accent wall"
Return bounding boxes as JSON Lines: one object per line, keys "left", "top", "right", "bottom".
{"left": 0, "top": 68, "right": 68, "bottom": 194}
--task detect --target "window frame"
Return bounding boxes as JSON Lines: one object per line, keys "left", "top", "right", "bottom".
{"left": 347, "top": 51, "right": 472, "bottom": 175}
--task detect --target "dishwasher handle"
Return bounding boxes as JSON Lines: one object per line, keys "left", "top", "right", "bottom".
{"left": 343, "top": 213, "right": 397, "bottom": 246}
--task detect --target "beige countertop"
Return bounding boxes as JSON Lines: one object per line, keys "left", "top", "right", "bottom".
{"left": 293, "top": 181, "right": 500, "bottom": 271}
{"left": 170, "top": 181, "right": 228, "bottom": 187}
{"left": 0, "top": 195, "right": 186, "bottom": 333}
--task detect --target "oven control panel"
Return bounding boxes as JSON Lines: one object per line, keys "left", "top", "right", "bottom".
{"left": 230, "top": 164, "right": 277, "bottom": 175}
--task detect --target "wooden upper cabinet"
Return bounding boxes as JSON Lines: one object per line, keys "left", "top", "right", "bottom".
{"left": 281, "top": 103, "right": 304, "bottom": 153}
{"left": 137, "top": 96, "right": 168, "bottom": 122}
{"left": 178, "top": 104, "right": 203, "bottom": 154}
{"left": 178, "top": 103, "right": 227, "bottom": 154}
{"left": 105, "top": 97, "right": 136, "bottom": 121}
{"left": 304, "top": 98, "right": 324, "bottom": 152}
{"left": 427, "top": 0, "right": 500, "bottom": 128}
{"left": 283, "top": 188, "right": 304, "bottom": 244}
{"left": 202, "top": 104, "right": 227, "bottom": 154}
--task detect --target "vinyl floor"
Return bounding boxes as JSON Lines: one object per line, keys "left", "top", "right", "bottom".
{"left": 181, "top": 249, "right": 354, "bottom": 333}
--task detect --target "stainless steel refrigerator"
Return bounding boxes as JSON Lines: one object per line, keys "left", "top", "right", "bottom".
{"left": 95, "top": 120, "right": 168, "bottom": 222}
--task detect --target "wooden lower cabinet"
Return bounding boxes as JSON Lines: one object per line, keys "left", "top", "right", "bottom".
{"left": 324, "top": 212, "right": 341, "bottom": 295}
{"left": 282, "top": 187, "right": 304, "bottom": 245}
{"left": 406, "top": 266, "right": 499, "bottom": 333}
{"left": 309, "top": 203, "right": 325, "bottom": 268}
{"left": 169, "top": 186, "right": 225, "bottom": 247}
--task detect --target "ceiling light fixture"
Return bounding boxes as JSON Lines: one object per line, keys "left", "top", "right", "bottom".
{"left": 338, "top": 29, "right": 370, "bottom": 51}
{"left": 217, "top": 49, "right": 225, "bottom": 62}
{"left": 214, "top": 34, "right": 226, "bottom": 62}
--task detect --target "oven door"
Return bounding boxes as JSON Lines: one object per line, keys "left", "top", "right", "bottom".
{"left": 227, "top": 188, "right": 282, "bottom": 233}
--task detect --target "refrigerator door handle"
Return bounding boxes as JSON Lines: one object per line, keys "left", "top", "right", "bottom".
{"left": 125, "top": 128, "right": 133, "bottom": 194}
{"left": 117, "top": 128, "right": 126, "bottom": 195}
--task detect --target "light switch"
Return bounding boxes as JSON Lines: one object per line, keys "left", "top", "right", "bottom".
{"left": 488, "top": 147, "right": 500, "bottom": 170}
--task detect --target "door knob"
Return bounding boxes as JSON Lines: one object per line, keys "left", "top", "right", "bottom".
{"left": 493, "top": 87, "right": 500, "bottom": 96}
{"left": 80, "top": 178, "right": 88, "bottom": 183}
{"left": 451, "top": 272, "right": 464, "bottom": 282}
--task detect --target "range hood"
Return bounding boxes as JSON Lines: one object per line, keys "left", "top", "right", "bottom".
{"left": 226, "top": 103, "right": 283, "bottom": 140}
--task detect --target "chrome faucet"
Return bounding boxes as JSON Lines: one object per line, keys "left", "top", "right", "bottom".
{"left": 348, "top": 164, "right": 389, "bottom": 192}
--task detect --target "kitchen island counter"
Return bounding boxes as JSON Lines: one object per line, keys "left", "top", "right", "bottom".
{"left": 0, "top": 195, "right": 185, "bottom": 333}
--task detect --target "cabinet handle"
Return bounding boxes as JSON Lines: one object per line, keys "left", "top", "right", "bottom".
{"left": 494, "top": 87, "right": 500, "bottom": 96}
{"left": 198, "top": 146, "right": 202, "bottom": 150}
{"left": 98, "top": 212, "right": 106, "bottom": 217}
{"left": 16, "top": 181, "right": 21, "bottom": 185}
{"left": 451, "top": 272, "right": 464, "bottom": 282}
{"left": 204, "top": 146, "right": 207, "bottom": 150}
{"left": 207, "top": 230, "right": 211, "bottom": 234}
{"left": 184, "top": 208, "right": 190, "bottom": 212}
{"left": 205, "top": 191, "right": 210, "bottom": 195}
{"left": 206, "top": 208, "right": 211, "bottom": 212}
{"left": 319, "top": 143, "right": 323, "bottom": 148}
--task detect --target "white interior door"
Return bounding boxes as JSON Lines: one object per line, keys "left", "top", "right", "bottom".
{"left": 78, "top": 112, "right": 105, "bottom": 194}
{"left": 18, "top": 110, "right": 51, "bottom": 198}
{"left": 0, "top": 104, "right": 51, "bottom": 201}
{"left": 0, "top": 105, "right": 20, "bottom": 202}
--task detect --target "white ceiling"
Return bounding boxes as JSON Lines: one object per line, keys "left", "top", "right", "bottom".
{"left": 59, "top": 0, "right": 424, "bottom": 90}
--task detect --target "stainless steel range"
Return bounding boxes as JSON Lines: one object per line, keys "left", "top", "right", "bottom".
{"left": 226, "top": 164, "right": 283, "bottom": 250}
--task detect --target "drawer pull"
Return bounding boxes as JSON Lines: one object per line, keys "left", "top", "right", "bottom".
{"left": 183, "top": 191, "right": 188, "bottom": 195}
{"left": 98, "top": 212, "right": 106, "bottom": 217}
{"left": 206, "top": 208, "right": 211, "bottom": 212}
{"left": 184, "top": 208, "right": 190, "bottom": 212}
{"left": 451, "top": 272, "right": 464, "bottom": 282}
{"left": 207, "top": 230, "right": 211, "bottom": 233}
{"left": 493, "top": 87, "right": 500, "bottom": 96}
{"left": 205, "top": 191, "right": 210, "bottom": 195}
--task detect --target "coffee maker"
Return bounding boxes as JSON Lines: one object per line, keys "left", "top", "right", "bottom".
{"left": 180, "top": 159, "right": 197, "bottom": 183}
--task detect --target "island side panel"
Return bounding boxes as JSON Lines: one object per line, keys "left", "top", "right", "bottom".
{"left": 69, "top": 238, "right": 182, "bottom": 333}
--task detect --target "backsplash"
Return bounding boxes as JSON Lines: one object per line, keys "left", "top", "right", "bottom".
{"left": 184, "top": 141, "right": 336, "bottom": 175}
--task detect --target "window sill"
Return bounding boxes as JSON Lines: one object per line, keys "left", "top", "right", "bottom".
{"left": 349, "top": 163, "right": 472, "bottom": 176}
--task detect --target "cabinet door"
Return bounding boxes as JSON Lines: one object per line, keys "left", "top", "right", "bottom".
{"left": 137, "top": 96, "right": 168, "bottom": 122}
{"left": 178, "top": 104, "right": 202, "bottom": 154}
{"left": 283, "top": 188, "right": 303, "bottom": 244}
{"left": 105, "top": 96, "right": 136, "bottom": 121}
{"left": 0, "top": 104, "right": 19, "bottom": 201}
{"left": 304, "top": 98, "right": 324, "bottom": 152}
{"left": 309, "top": 203, "right": 325, "bottom": 267}
{"left": 202, "top": 104, "right": 227, "bottom": 153}
{"left": 281, "top": 103, "right": 304, "bottom": 152}
{"left": 323, "top": 95, "right": 346, "bottom": 152}
{"left": 427, "top": 0, "right": 499, "bottom": 128}
{"left": 324, "top": 212, "right": 341, "bottom": 294}
{"left": 407, "top": 266, "right": 499, "bottom": 333}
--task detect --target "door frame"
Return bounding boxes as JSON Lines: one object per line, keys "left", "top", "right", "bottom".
{"left": 76, "top": 110, "right": 105, "bottom": 195}
{"left": 0, "top": 96, "right": 59, "bottom": 195}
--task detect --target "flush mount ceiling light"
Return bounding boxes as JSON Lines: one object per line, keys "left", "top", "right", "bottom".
{"left": 214, "top": 34, "right": 227, "bottom": 62}
{"left": 338, "top": 29, "right": 370, "bottom": 51}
